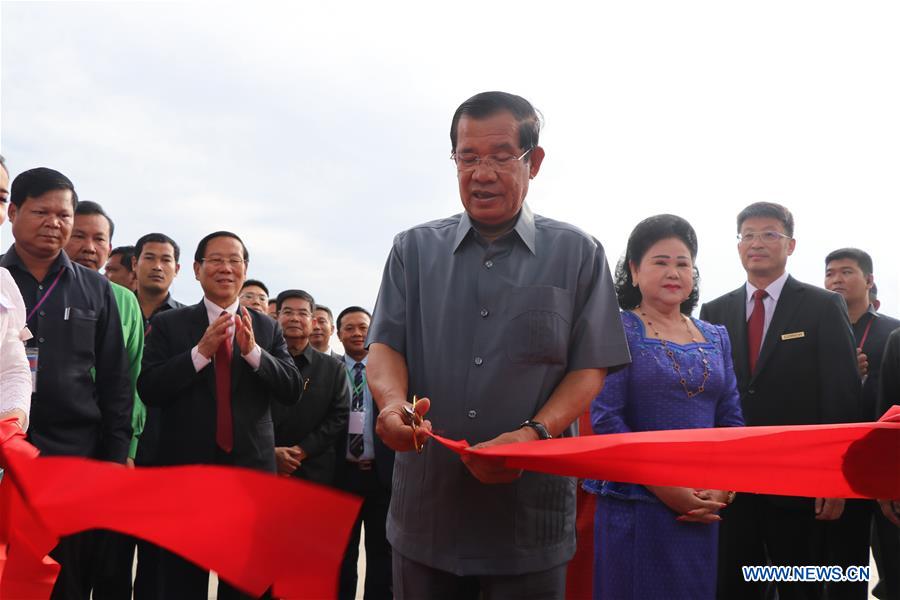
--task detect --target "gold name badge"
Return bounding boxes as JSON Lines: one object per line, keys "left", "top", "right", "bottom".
{"left": 781, "top": 331, "right": 806, "bottom": 341}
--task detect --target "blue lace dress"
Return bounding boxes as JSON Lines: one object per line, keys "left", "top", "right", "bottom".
{"left": 585, "top": 310, "right": 744, "bottom": 600}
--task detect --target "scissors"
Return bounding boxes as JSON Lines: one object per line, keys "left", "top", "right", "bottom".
{"left": 401, "top": 395, "right": 424, "bottom": 454}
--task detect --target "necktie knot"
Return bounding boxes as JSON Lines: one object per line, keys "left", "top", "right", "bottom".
{"left": 753, "top": 289, "right": 768, "bottom": 302}
{"left": 354, "top": 362, "right": 364, "bottom": 374}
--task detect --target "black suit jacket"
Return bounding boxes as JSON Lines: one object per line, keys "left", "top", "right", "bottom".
{"left": 272, "top": 345, "right": 350, "bottom": 485}
{"left": 137, "top": 301, "right": 302, "bottom": 472}
{"left": 878, "top": 328, "right": 900, "bottom": 418}
{"left": 700, "top": 276, "right": 861, "bottom": 508}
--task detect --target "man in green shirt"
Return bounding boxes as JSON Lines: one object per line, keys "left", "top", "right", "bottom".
{"left": 64, "top": 199, "right": 144, "bottom": 598}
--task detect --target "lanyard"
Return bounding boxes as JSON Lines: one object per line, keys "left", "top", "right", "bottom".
{"left": 26, "top": 268, "right": 65, "bottom": 324}
{"left": 345, "top": 365, "right": 367, "bottom": 399}
{"left": 858, "top": 316, "right": 875, "bottom": 351}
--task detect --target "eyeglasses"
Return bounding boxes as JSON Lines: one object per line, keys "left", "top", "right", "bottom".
{"left": 201, "top": 256, "right": 246, "bottom": 268}
{"left": 240, "top": 292, "right": 267, "bottom": 302}
{"left": 450, "top": 148, "right": 533, "bottom": 173}
{"left": 280, "top": 308, "right": 312, "bottom": 319}
{"left": 737, "top": 231, "right": 792, "bottom": 244}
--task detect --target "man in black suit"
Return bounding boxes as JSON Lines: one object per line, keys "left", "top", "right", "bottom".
{"left": 138, "top": 231, "right": 302, "bottom": 600}
{"left": 334, "top": 306, "right": 394, "bottom": 600}
{"left": 700, "top": 202, "right": 860, "bottom": 600}
{"left": 272, "top": 289, "right": 349, "bottom": 486}
{"left": 825, "top": 248, "right": 900, "bottom": 600}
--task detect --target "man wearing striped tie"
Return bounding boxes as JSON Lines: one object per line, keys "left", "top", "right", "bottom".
{"left": 334, "top": 306, "right": 394, "bottom": 600}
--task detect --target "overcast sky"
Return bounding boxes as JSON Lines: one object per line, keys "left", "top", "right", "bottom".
{"left": 2, "top": 2, "right": 899, "bottom": 325}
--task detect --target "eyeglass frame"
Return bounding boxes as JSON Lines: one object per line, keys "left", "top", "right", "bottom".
{"left": 200, "top": 256, "right": 246, "bottom": 268}
{"left": 736, "top": 231, "right": 793, "bottom": 245}
{"left": 279, "top": 307, "right": 313, "bottom": 319}
{"left": 239, "top": 291, "right": 268, "bottom": 302}
{"left": 450, "top": 147, "right": 534, "bottom": 173}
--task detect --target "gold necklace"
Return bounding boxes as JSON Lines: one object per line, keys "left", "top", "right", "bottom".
{"left": 638, "top": 307, "right": 710, "bottom": 398}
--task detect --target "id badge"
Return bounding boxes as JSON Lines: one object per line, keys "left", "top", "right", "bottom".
{"left": 25, "top": 347, "right": 39, "bottom": 392}
{"left": 348, "top": 411, "right": 365, "bottom": 435}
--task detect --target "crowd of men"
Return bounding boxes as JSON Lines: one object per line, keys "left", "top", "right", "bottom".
{"left": 0, "top": 88, "right": 898, "bottom": 600}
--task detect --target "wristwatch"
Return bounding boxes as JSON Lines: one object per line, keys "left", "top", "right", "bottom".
{"left": 519, "top": 420, "right": 552, "bottom": 440}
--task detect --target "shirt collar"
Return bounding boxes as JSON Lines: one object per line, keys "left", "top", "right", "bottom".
{"left": 746, "top": 271, "right": 789, "bottom": 304}
{"left": 0, "top": 243, "right": 76, "bottom": 278}
{"left": 343, "top": 353, "right": 368, "bottom": 369}
{"left": 452, "top": 202, "right": 536, "bottom": 255}
{"left": 301, "top": 343, "right": 317, "bottom": 363}
{"left": 202, "top": 296, "right": 241, "bottom": 324}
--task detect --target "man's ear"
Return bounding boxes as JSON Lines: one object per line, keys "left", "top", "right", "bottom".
{"left": 528, "top": 146, "right": 545, "bottom": 179}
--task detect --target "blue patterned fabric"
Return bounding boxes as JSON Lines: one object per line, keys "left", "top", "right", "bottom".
{"left": 585, "top": 310, "right": 744, "bottom": 599}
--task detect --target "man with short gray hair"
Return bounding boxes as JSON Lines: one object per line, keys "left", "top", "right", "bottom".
{"left": 366, "top": 91, "right": 630, "bottom": 598}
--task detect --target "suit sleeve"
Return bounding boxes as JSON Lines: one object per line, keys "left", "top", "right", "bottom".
{"left": 138, "top": 314, "right": 201, "bottom": 407}
{"left": 299, "top": 363, "right": 350, "bottom": 457}
{"left": 818, "top": 292, "right": 862, "bottom": 423}
{"left": 878, "top": 330, "right": 900, "bottom": 418}
{"left": 252, "top": 319, "right": 302, "bottom": 406}
{"left": 95, "top": 283, "right": 133, "bottom": 463}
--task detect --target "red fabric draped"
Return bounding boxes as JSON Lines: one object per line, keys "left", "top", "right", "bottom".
{"left": 430, "top": 407, "right": 900, "bottom": 500}
{"left": 0, "top": 418, "right": 361, "bottom": 599}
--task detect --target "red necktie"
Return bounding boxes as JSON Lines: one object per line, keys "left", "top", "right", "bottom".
{"left": 215, "top": 314, "right": 234, "bottom": 452}
{"left": 747, "top": 289, "right": 768, "bottom": 374}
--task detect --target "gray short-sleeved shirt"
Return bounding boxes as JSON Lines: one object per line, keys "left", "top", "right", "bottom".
{"left": 368, "top": 202, "right": 630, "bottom": 576}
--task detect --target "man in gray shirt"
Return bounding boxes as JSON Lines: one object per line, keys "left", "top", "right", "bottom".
{"left": 367, "top": 91, "right": 630, "bottom": 599}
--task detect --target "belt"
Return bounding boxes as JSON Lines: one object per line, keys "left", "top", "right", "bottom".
{"left": 349, "top": 460, "right": 373, "bottom": 471}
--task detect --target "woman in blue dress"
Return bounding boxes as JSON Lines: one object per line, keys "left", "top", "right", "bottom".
{"left": 586, "top": 214, "right": 744, "bottom": 599}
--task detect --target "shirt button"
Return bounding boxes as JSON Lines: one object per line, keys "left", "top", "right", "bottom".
{"left": 468, "top": 410, "right": 477, "bottom": 419}
{"left": 39, "top": 310, "right": 45, "bottom": 317}
{"left": 474, "top": 357, "right": 484, "bottom": 366}
{"left": 480, "top": 308, "right": 489, "bottom": 318}
{"left": 38, "top": 285, "right": 44, "bottom": 290}
{"left": 484, "top": 260, "right": 494, "bottom": 269}
{"left": 38, "top": 337, "right": 45, "bottom": 343}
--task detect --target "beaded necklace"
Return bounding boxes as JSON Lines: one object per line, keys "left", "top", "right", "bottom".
{"left": 638, "top": 307, "right": 710, "bottom": 398}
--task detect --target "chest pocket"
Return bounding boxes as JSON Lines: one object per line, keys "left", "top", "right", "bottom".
{"left": 68, "top": 307, "right": 98, "bottom": 357}
{"left": 506, "top": 286, "right": 573, "bottom": 365}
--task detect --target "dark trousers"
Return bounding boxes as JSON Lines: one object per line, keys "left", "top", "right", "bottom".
{"left": 872, "top": 505, "right": 900, "bottom": 600}
{"left": 392, "top": 551, "right": 568, "bottom": 600}
{"left": 90, "top": 530, "right": 136, "bottom": 600}
{"left": 717, "top": 494, "right": 824, "bottom": 600}
{"left": 822, "top": 499, "right": 871, "bottom": 600}
{"left": 157, "top": 548, "right": 264, "bottom": 600}
{"left": 49, "top": 531, "right": 98, "bottom": 600}
{"left": 133, "top": 539, "right": 161, "bottom": 600}
{"left": 338, "top": 462, "right": 392, "bottom": 600}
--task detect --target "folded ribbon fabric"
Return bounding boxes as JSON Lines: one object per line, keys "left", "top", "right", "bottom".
{"left": 431, "top": 406, "right": 900, "bottom": 500}
{"left": 0, "top": 418, "right": 361, "bottom": 599}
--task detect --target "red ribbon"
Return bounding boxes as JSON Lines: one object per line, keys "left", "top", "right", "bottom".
{"left": 429, "top": 406, "right": 900, "bottom": 500}
{"left": 0, "top": 419, "right": 361, "bottom": 599}
{"left": 2, "top": 409, "right": 898, "bottom": 597}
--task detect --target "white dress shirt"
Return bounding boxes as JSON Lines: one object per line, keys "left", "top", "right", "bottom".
{"left": 745, "top": 270, "right": 790, "bottom": 344}
{"left": 190, "top": 297, "right": 261, "bottom": 372}
{"left": 0, "top": 267, "right": 33, "bottom": 430}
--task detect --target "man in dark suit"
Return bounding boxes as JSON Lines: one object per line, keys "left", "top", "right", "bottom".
{"left": 138, "top": 231, "right": 302, "bottom": 600}
{"left": 824, "top": 248, "right": 900, "bottom": 600}
{"left": 700, "top": 202, "right": 860, "bottom": 600}
{"left": 272, "top": 289, "right": 349, "bottom": 486}
{"left": 334, "top": 306, "right": 394, "bottom": 600}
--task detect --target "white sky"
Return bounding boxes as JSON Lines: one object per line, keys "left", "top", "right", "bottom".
{"left": 2, "top": 1, "right": 899, "bottom": 321}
